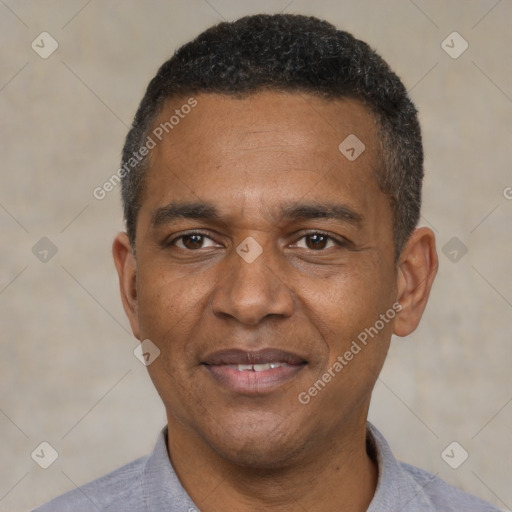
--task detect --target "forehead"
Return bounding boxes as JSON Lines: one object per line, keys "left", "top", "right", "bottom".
{"left": 151, "top": 91, "right": 379, "bottom": 160}
{"left": 140, "top": 92, "right": 386, "bottom": 225}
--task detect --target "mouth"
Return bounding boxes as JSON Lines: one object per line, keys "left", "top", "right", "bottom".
{"left": 201, "top": 348, "right": 307, "bottom": 394}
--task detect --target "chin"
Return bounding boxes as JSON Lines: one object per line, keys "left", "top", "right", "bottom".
{"left": 215, "top": 437, "right": 301, "bottom": 470}
{"left": 201, "top": 413, "right": 308, "bottom": 470}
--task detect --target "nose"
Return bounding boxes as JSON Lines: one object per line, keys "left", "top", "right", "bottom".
{"left": 210, "top": 240, "right": 294, "bottom": 326}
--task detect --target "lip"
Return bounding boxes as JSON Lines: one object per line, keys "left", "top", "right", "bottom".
{"left": 201, "top": 348, "right": 307, "bottom": 394}
{"left": 202, "top": 348, "right": 306, "bottom": 366}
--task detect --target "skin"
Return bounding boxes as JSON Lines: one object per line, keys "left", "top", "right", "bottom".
{"left": 113, "top": 92, "right": 438, "bottom": 511}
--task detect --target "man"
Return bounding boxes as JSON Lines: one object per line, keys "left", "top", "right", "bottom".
{"left": 35, "top": 13, "right": 501, "bottom": 512}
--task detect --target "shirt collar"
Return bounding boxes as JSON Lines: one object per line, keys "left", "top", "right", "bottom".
{"left": 366, "top": 422, "right": 436, "bottom": 511}
{"left": 141, "top": 426, "right": 197, "bottom": 512}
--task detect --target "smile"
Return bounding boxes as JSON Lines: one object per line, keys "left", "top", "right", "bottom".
{"left": 229, "top": 362, "right": 293, "bottom": 372}
{"left": 201, "top": 349, "right": 307, "bottom": 394}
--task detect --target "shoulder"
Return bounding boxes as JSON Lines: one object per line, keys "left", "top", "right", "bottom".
{"left": 367, "top": 423, "right": 504, "bottom": 512}
{"left": 400, "top": 461, "right": 504, "bottom": 512}
{"left": 33, "top": 427, "right": 198, "bottom": 511}
{"left": 32, "top": 455, "right": 149, "bottom": 512}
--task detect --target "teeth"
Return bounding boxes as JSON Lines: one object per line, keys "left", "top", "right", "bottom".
{"left": 235, "top": 362, "right": 285, "bottom": 372}
{"left": 252, "top": 363, "right": 271, "bottom": 372}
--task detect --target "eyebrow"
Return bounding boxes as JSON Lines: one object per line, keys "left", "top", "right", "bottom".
{"left": 151, "top": 202, "right": 220, "bottom": 227}
{"left": 151, "top": 201, "right": 363, "bottom": 228}
{"left": 280, "top": 202, "right": 363, "bottom": 226}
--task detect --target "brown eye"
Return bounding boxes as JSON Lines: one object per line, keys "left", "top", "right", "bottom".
{"left": 168, "top": 232, "right": 221, "bottom": 252}
{"left": 174, "top": 234, "right": 216, "bottom": 250}
{"left": 305, "top": 234, "right": 329, "bottom": 250}
{"left": 182, "top": 234, "right": 204, "bottom": 249}
{"left": 292, "top": 233, "right": 338, "bottom": 251}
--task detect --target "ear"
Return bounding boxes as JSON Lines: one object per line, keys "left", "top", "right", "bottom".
{"left": 112, "top": 232, "right": 140, "bottom": 340}
{"left": 393, "top": 227, "right": 438, "bottom": 337}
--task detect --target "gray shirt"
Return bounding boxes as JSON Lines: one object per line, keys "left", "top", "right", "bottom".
{"left": 34, "top": 423, "right": 503, "bottom": 511}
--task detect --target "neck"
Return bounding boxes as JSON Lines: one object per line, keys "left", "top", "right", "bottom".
{"left": 166, "top": 417, "right": 378, "bottom": 512}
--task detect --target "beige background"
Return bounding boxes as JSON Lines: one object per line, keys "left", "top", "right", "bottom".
{"left": 1, "top": 1, "right": 511, "bottom": 510}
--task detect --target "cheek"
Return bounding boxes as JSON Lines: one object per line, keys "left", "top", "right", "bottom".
{"left": 136, "top": 264, "right": 209, "bottom": 342}
{"left": 135, "top": 267, "right": 211, "bottom": 404}
{"left": 304, "top": 261, "right": 396, "bottom": 355}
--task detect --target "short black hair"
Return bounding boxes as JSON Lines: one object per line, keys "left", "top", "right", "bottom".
{"left": 121, "top": 13, "right": 423, "bottom": 259}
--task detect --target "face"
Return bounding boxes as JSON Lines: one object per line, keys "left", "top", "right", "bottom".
{"left": 114, "top": 92, "right": 427, "bottom": 469}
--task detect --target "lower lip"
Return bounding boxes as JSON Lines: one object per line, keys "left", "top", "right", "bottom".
{"left": 203, "top": 364, "right": 305, "bottom": 394}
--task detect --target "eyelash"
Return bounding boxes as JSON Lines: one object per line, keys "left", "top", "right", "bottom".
{"left": 168, "top": 231, "right": 219, "bottom": 249}
{"left": 166, "top": 230, "right": 348, "bottom": 250}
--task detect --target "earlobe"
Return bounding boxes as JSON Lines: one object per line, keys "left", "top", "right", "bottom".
{"left": 393, "top": 227, "right": 438, "bottom": 337}
{"left": 112, "top": 232, "right": 140, "bottom": 339}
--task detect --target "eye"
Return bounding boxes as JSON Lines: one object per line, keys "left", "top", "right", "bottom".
{"left": 172, "top": 233, "right": 219, "bottom": 250}
{"left": 293, "top": 233, "right": 338, "bottom": 250}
